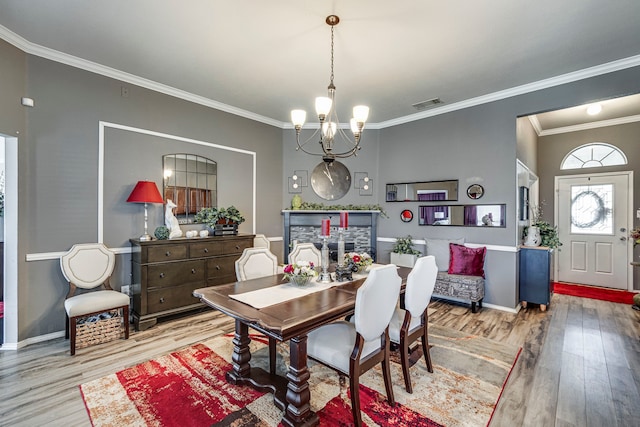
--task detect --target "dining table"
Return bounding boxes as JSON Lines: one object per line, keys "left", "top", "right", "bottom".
{"left": 193, "top": 265, "right": 411, "bottom": 427}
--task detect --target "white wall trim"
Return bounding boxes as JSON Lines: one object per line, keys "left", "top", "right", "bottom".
{"left": 0, "top": 330, "right": 66, "bottom": 351}
{"left": 536, "top": 114, "right": 640, "bottom": 136}
{"left": 25, "top": 122, "right": 257, "bottom": 260}
{"left": 2, "top": 136, "right": 19, "bottom": 348}
{"left": 376, "top": 236, "right": 518, "bottom": 253}
{"left": 2, "top": 24, "right": 639, "bottom": 131}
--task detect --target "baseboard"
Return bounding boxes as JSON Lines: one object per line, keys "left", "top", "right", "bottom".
{"left": 432, "top": 295, "right": 518, "bottom": 314}
{"left": 1, "top": 330, "right": 65, "bottom": 351}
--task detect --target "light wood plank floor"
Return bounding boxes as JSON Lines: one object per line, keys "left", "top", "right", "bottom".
{"left": 1, "top": 294, "right": 638, "bottom": 427}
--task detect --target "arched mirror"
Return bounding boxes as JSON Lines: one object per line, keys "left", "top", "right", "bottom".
{"left": 163, "top": 154, "right": 217, "bottom": 223}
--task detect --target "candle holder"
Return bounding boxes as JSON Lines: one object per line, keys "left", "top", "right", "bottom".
{"left": 318, "top": 235, "right": 333, "bottom": 283}
{"left": 337, "top": 227, "right": 345, "bottom": 267}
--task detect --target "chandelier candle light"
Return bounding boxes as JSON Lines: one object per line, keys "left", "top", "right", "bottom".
{"left": 319, "top": 219, "right": 332, "bottom": 283}
{"left": 291, "top": 15, "right": 369, "bottom": 163}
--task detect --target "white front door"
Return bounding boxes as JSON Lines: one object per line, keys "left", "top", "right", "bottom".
{"left": 556, "top": 172, "right": 631, "bottom": 290}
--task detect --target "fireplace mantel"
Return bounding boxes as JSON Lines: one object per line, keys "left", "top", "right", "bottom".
{"left": 282, "top": 210, "right": 381, "bottom": 262}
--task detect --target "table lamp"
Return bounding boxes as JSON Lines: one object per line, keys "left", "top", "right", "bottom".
{"left": 127, "top": 180, "right": 164, "bottom": 241}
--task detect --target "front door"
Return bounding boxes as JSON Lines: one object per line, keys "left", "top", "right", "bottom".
{"left": 556, "top": 172, "right": 631, "bottom": 290}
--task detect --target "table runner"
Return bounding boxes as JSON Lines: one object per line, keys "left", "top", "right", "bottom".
{"left": 230, "top": 264, "right": 385, "bottom": 309}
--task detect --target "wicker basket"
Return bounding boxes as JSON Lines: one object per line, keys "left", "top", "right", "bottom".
{"left": 75, "top": 310, "right": 124, "bottom": 349}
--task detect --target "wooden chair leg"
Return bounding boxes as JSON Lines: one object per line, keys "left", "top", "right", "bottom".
{"left": 65, "top": 313, "right": 70, "bottom": 339}
{"left": 268, "top": 337, "right": 277, "bottom": 375}
{"left": 122, "top": 306, "right": 130, "bottom": 339}
{"left": 70, "top": 316, "right": 77, "bottom": 355}
{"left": 349, "top": 372, "right": 363, "bottom": 427}
{"left": 422, "top": 330, "right": 433, "bottom": 373}
{"left": 400, "top": 334, "right": 413, "bottom": 393}
{"left": 381, "top": 353, "right": 396, "bottom": 406}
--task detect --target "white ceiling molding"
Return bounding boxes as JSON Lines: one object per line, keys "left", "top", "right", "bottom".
{"left": 2, "top": 23, "right": 639, "bottom": 131}
{"left": 528, "top": 115, "right": 543, "bottom": 135}
{"left": 537, "top": 114, "right": 640, "bottom": 136}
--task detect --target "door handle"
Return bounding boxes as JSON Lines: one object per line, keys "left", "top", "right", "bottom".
{"left": 620, "top": 236, "right": 627, "bottom": 241}
{"left": 620, "top": 227, "right": 627, "bottom": 232}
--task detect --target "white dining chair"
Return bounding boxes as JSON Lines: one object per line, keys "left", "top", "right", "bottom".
{"left": 388, "top": 255, "right": 438, "bottom": 393}
{"left": 234, "top": 247, "right": 279, "bottom": 373}
{"left": 307, "top": 264, "right": 401, "bottom": 426}
{"left": 61, "top": 243, "right": 130, "bottom": 355}
{"left": 288, "top": 242, "right": 321, "bottom": 266}
{"left": 253, "top": 233, "right": 270, "bottom": 250}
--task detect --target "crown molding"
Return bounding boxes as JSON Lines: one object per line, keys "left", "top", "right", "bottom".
{"left": 2, "top": 24, "right": 639, "bottom": 130}
{"left": 537, "top": 114, "right": 640, "bottom": 136}
{"left": 0, "top": 25, "right": 285, "bottom": 129}
{"left": 528, "top": 115, "right": 543, "bottom": 135}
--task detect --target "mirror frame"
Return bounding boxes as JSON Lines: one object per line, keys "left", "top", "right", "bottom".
{"left": 418, "top": 203, "right": 506, "bottom": 227}
{"left": 466, "top": 184, "right": 485, "bottom": 199}
{"left": 163, "top": 153, "right": 217, "bottom": 223}
{"left": 386, "top": 180, "right": 459, "bottom": 202}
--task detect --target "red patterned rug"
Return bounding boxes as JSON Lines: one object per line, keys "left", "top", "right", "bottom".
{"left": 80, "top": 325, "right": 520, "bottom": 426}
{"left": 553, "top": 282, "right": 636, "bottom": 304}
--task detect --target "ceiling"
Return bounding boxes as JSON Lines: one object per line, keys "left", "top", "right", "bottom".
{"left": 1, "top": 0, "right": 639, "bottom": 130}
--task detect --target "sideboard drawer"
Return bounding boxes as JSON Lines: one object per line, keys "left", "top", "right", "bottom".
{"left": 147, "top": 283, "right": 202, "bottom": 313}
{"left": 206, "top": 255, "right": 237, "bottom": 280}
{"left": 190, "top": 241, "right": 223, "bottom": 258}
{"left": 147, "top": 260, "right": 205, "bottom": 288}
{"left": 147, "top": 244, "right": 188, "bottom": 263}
{"left": 222, "top": 239, "right": 252, "bottom": 255}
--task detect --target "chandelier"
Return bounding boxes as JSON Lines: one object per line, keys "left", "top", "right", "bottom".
{"left": 291, "top": 15, "right": 369, "bottom": 163}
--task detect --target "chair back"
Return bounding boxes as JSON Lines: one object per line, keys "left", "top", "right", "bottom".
{"left": 253, "top": 234, "right": 270, "bottom": 250}
{"left": 404, "top": 256, "right": 438, "bottom": 318}
{"left": 288, "top": 242, "right": 321, "bottom": 266}
{"left": 60, "top": 243, "right": 116, "bottom": 289}
{"left": 353, "top": 264, "right": 401, "bottom": 341}
{"left": 235, "top": 247, "right": 278, "bottom": 281}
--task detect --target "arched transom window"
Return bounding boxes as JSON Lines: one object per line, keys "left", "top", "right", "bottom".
{"left": 560, "top": 143, "right": 627, "bottom": 170}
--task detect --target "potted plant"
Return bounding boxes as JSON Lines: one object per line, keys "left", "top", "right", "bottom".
{"left": 390, "top": 235, "right": 422, "bottom": 267}
{"left": 195, "top": 205, "right": 245, "bottom": 235}
{"left": 523, "top": 204, "right": 562, "bottom": 249}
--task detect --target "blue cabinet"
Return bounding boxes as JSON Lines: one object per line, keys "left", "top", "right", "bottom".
{"left": 519, "top": 247, "right": 553, "bottom": 311}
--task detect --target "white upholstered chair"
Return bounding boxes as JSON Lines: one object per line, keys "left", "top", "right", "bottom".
{"left": 307, "top": 264, "right": 402, "bottom": 426}
{"left": 61, "top": 243, "right": 130, "bottom": 355}
{"left": 253, "top": 234, "right": 271, "bottom": 250}
{"left": 288, "top": 242, "right": 321, "bottom": 266}
{"left": 388, "top": 255, "right": 438, "bottom": 393}
{"left": 235, "top": 247, "right": 279, "bottom": 281}
{"left": 234, "top": 247, "right": 280, "bottom": 373}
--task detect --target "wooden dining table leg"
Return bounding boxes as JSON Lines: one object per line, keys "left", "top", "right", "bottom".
{"left": 282, "top": 334, "right": 319, "bottom": 427}
{"left": 226, "top": 319, "right": 252, "bottom": 382}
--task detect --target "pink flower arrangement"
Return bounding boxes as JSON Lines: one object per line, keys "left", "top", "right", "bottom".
{"left": 283, "top": 260, "right": 317, "bottom": 281}
{"left": 630, "top": 227, "right": 640, "bottom": 246}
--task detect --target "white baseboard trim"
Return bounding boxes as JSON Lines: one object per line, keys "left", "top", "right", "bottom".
{"left": 1, "top": 330, "right": 65, "bottom": 351}
{"left": 432, "top": 294, "right": 519, "bottom": 314}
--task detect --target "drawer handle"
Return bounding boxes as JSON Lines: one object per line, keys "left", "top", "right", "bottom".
{"left": 160, "top": 297, "right": 165, "bottom": 303}
{"left": 165, "top": 251, "right": 171, "bottom": 257}
{"left": 216, "top": 265, "right": 221, "bottom": 270}
{"left": 191, "top": 268, "right": 197, "bottom": 274}
{"left": 159, "top": 273, "right": 165, "bottom": 278}
{"left": 204, "top": 248, "right": 209, "bottom": 253}
{"left": 235, "top": 245, "right": 240, "bottom": 250}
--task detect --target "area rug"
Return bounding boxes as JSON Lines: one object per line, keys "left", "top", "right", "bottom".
{"left": 553, "top": 282, "right": 636, "bottom": 304}
{"left": 80, "top": 325, "right": 521, "bottom": 427}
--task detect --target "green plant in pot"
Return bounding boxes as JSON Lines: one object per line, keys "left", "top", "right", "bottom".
{"left": 390, "top": 235, "right": 422, "bottom": 267}
{"left": 523, "top": 204, "right": 562, "bottom": 249}
{"left": 194, "top": 207, "right": 220, "bottom": 228}
{"left": 195, "top": 205, "right": 245, "bottom": 235}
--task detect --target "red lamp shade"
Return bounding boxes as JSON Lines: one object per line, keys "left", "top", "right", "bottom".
{"left": 126, "top": 181, "right": 164, "bottom": 204}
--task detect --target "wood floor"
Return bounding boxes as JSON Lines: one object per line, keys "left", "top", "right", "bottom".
{"left": 1, "top": 294, "right": 638, "bottom": 427}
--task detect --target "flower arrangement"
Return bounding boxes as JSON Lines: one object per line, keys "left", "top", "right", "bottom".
{"left": 344, "top": 252, "right": 373, "bottom": 272}
{"left": 524, "top": 202, "right": 562, "bottom": 249}
{"left": 194, "top": 205, "right": 245, "bottom": 228}
{"left": 283, "top": 260, "right": 317, "bottom": 286}
{"left": 630, "top": 227, "right": 640, "bottom": 246}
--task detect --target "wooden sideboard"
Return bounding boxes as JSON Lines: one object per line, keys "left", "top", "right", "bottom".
{"left": 130, "top": 234, "right": 254, "bottom": 330}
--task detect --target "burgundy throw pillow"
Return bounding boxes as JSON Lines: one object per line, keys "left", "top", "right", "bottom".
{"left": 448, "top": 244, "right": 486, "bottom": 278}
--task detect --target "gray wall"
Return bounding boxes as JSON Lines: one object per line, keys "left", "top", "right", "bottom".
{"left": 8, "top": 52, "right": 283, "bottom": 341}
{"left": 538, "top": 121, "right": 640, "bottom": 290}
{"left": 284, "top": 66, "right": 640, "bottom": 309}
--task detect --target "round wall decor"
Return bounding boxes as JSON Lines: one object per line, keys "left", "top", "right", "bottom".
{"left": 467, "top": 184, "right": 484, "bottom": 199}
{"left": 400, "top": 209, "right": 413, "bottom": 222}
{"left": 310, "top": 160, "right": 351, "bottom": 200}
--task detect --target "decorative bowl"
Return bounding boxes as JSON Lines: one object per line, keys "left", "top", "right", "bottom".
{"left": 289, "top": 275, "right": 313, "bottom": 287}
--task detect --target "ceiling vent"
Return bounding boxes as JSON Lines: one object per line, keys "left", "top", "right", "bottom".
{"left": 412, "top": 97, "right": 443, "bottom": 111}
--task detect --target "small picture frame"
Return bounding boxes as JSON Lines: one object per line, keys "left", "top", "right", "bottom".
{"left": 519, "top": 186, "right": 529, "bottom": 220}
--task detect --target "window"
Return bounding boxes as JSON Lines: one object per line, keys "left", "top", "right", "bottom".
{"left": 560, "top": 143, "right": 627, "bottom": 170}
